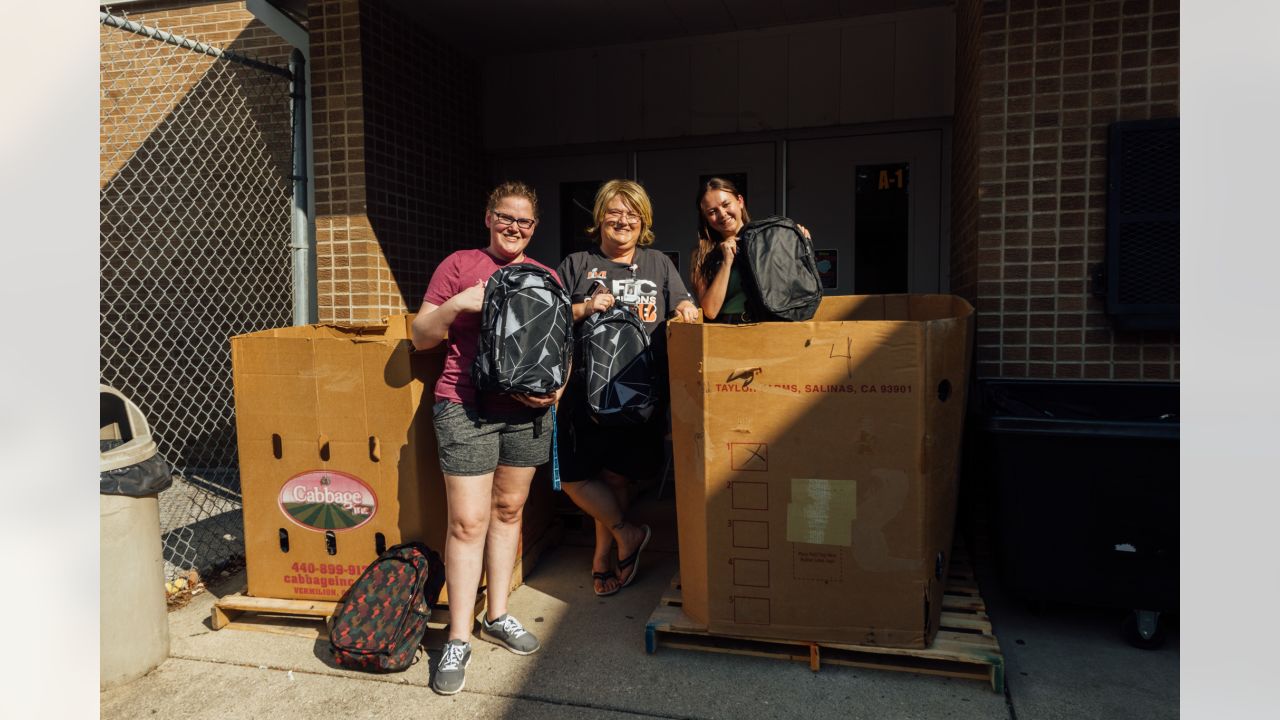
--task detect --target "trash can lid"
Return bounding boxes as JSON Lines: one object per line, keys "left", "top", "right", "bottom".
{"left": 100, "top": 384, "right": 159, "bottom": 472}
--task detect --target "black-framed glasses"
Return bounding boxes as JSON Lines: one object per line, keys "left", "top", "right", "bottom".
{"left": 492, "top": 211, "right": 536, "bottom": 230}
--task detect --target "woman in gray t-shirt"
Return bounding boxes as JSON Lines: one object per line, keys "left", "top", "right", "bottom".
{"left": 555, "top": 179, "right": 697, "bottom": 597}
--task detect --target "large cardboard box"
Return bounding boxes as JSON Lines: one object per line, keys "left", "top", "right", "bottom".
{"left": 231, "top": 315, "right": 556, "bottom": 601}
{"left": 667, "top": 294, "right": 973, "bottom": 648}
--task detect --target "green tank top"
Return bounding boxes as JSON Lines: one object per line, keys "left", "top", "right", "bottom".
{"left": 719, "top": 264, "right": 748, "bottom": 315}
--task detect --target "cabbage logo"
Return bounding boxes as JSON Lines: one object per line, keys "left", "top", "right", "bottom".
{"left": 278, "top": 470, "right": 377, "bottom": 532}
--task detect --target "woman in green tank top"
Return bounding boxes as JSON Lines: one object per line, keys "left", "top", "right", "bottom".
{"left": 690, "top": 177, "right": 811, "bottom": 323}
{"left": 690, "top": 177, "right": 753, "bottom": 323}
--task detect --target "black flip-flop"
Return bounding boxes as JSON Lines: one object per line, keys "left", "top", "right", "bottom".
{"left": 592, "top": 570, "right": 619, "bottom": 597}
{"left": 617, "top": 524, "right": 652, "bottom": 590}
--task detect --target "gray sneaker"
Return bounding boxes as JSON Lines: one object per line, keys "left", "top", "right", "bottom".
{"left": 432, "top": 640, "right": 471, "bottom": 695}
{"left": 478, "top": 613, "right": 541, "bottom": 655}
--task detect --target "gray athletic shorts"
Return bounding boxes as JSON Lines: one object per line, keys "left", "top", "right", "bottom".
{"left": 431, "top": 400, "right": 552, "bottom": 476}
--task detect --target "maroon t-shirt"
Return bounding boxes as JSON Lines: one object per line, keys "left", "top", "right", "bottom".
{"left": 423, "top": 248, "right": 561, "bottom": 410}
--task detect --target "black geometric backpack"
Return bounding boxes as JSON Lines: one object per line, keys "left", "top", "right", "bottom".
{"left": 738, "top": 216, "right": 823, "bottom": 322}
{"left": 329, "top": 542, "right": 445, "bottom": 673}
{"left": 472, "top": 264, "right": 573, "bottom": 395}
{"left": 580, "top": 305, "right": 659, "bottom": 425}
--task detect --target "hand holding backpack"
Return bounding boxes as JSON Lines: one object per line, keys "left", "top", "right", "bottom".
{"left": 580, "top": 302, "right": 659, "bottom": 425}
{"left": 737, "top": 216, "right": 823, "bottom": 322}
{"left": 472, "top": 264, "right": 574, "bottom": 395}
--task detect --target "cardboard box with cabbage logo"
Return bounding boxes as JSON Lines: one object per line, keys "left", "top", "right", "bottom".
{"left": 231, "top": 314, "right": 556, "bottom": 602}
{"left": 667, "top": 295, "right": 973, "bottom": 648}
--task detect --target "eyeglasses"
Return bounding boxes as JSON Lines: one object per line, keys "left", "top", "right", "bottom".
{"left": 492, "top": 211, "right": 536, "bottom": 230}
{"left": 604, "top": 210, "right": 641, "bottom": 224}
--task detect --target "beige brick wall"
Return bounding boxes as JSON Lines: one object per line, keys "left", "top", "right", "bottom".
{"left": 100, "top": 1, "right": 293, "bottom": 187}
{"left": 309, "top": 0, "right": 486, "bottom": 324}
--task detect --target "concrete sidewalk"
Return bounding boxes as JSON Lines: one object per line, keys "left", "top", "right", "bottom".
{"left": 102, "top": 501, "right": 1178, "bottom": 719}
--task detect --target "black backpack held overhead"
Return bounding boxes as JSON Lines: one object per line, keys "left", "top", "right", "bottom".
{"left": 473, "top": 264, "right": 573, "bottom": 395}
{"left": 580, "top": 305, "right": 659, "bottom": 425}
{"left": 329, "top": 542, "right": 445, "bottom": 673}
{"left": 738, "top": 216, "right": 823, "bottom": 322}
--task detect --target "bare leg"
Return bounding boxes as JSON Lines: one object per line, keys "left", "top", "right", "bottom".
{"left": 482, "top": 464, "right": 535, "bottom": 621}
{"left": 600, "top": 468, "right": 630, "bottom": 517}
{"left": 592, "top": 518, "right": 617, "bottom": 593}
{"left": 443, "top": 472, "right": 495, "bottom": 643}
{"left": 562, "top": 476, "right": 646, "bottom": 590}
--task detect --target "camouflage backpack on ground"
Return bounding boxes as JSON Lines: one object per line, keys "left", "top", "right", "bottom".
{"left": 329, "top": 542, "right": 445, "bottom": 673}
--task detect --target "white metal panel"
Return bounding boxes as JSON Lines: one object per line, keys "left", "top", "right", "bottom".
{"left": 738, "top": 30, "right": 789, "bottom": 131}
{"left": 893, "top": 9, "right": 954, "bottom": 119}
{"left": 556, "top": 49, "right": 599, "bottom": 145}
{"left": 785, "top": 0, "right": 843, "bottom": 24}
{"left": 480, "top": 5, "right": 955, "bottom": 148}
{"left": 727, "top": 0, "right": 792, "bottom": 29}
{"left": 840, "top": 22, "right": 896, "bottom": 124}
{"left": 596, "top": 46, "right": 646, "bottom": 143}
{"left": 487, "top": 52, "right": 559, "bottom": 148}
{"left": 788, "top": 27, "right": 842, "bottom": 128}
{"left": 666, "top": 0, "right": 744, "bottom": 37}
{"left": 643, "top": 43, "right": 693, "bottom": 139}
{"left": 690, "top": 39, "right": 741, "bottom": 136}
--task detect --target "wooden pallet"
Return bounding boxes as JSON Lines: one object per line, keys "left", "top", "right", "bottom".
{"left": 644, "top": 557, "right": 1005, "bottom": 692}
{"left": 212, "top": 518, "right": 563, "bottom": 638}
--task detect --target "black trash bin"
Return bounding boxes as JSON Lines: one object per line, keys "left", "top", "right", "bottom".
{"left": 973, "top": 379, "right": 1178, "bottom": 648}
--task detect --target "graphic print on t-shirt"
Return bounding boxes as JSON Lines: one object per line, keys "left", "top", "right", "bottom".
{"left": 609, "top": 275, "right": 659, "bottom": 323}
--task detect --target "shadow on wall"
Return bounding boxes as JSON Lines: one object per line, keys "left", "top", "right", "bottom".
{"left": 100, "top": 18, "right": 295, "bottom": 481}
{"left": 356, "top": 0, "right": 489, "bottom": 313}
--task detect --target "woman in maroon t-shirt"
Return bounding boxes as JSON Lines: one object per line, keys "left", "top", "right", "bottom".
{"left": 411, "top": 181, "right": 565, "bottom": 695}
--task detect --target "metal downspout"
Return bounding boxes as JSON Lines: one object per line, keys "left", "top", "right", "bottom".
{"left": 289, "top": 48, "right": 312, "bottom": 326}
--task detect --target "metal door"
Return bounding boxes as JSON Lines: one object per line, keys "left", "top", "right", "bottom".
{"left": 787, "top": 130, "right": 945, "bottom": 294}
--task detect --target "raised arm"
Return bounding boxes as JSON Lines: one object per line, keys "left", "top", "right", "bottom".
{"left": 693, "top": 237, "right": 737, "bottom": 320}
{"left": 411, "top": 281, "right": 484, "bottom": 350}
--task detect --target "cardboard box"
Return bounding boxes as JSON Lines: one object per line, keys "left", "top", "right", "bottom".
{"left": 667, "top": 294, "right": 973, "bottom": 648}
{"left": 231, "top": 315, "right": 556, "bottom": 601}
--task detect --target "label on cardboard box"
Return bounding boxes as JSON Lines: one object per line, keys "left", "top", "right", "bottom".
{"left": 785, "top": 478, "right": 856, "bottom": 546}
{"left": 278, "top": 469, "right": 378, "bottom": 532}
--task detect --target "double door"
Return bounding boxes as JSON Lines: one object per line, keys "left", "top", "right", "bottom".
{"left": 493, "top": 128, "right": 946, "bottom": 295}
{"left": 636, "top": 130, "right": 945, "bottom": 295}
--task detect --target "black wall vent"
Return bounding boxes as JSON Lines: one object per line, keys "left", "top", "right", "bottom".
{"left": 1104, "top": 118, "right": 1179, "bottom": 330}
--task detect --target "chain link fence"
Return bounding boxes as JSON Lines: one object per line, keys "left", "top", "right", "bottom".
{"left": 100, "top": 11, "right": 298, "bottom": 584}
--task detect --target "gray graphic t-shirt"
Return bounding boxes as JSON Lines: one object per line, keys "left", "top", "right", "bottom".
{"left": 557, "top": 246, "right": 693, "bottom": 386}
{"left": 556, "top": 246, "right": 692, "bottom": 339}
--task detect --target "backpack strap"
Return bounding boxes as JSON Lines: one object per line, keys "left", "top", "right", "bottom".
{"left": 551, "top": 404, "right": 561, "bottom": 491}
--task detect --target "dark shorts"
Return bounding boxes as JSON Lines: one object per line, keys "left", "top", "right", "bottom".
{"left": 431, "top": 400, "right": 551, "bottom": 476}
{"left": 556, "top": 403, "right": 666, "bottom": 484}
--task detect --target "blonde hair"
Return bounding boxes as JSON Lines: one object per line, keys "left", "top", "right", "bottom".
{"left": 486, "top": 180, "right": 539, "bottom": 218}
{"left": 690, "top": 177, "right": 750, "bottom": 288}
{"left": 586, "top": 179, "right": 655, "bottom": 247}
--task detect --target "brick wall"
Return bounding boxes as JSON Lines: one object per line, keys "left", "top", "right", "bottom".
{"left": 359, "top": 0, "right": 486, "bottom": 312}
{"left": 309, "top": 0, "right": 485, "bottom": 323}
{"left": 100, "top": 1, "right": 294, "bottom": 186}
{"left": 962, "top": 0, "right": 1179, "bottom": 381}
